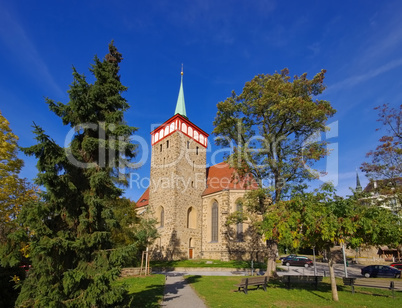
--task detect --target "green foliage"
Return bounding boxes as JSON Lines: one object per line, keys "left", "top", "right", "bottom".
{"left": 213, "top": 68, "right": 336, "bottom": 203}
{"left": 262, "top": 185, "right": 402, "bottom": 252}
{"left": 361, "top": 104, "right": 402, "bottom": 215}
{"left": 0, "top": 265, "right": 26, "bottom": 308}
{"left": 0, "top": 111, "right": 38, "bottom": 244}
{"left": 3, "top": 42, "right": 138, "bottom": 307}
{"left": 260, "top": 185, "right": 402, "bottom": 301}
{"left": 110, "top": 198, "right": 158, "bottom": 267}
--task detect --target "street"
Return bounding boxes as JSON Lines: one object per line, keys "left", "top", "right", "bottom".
{"left": 278, "top": 262, "right": 365, "bottom": 278}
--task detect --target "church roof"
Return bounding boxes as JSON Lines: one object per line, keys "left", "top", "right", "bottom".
{"left": 174, "top": 70, "right": 186, "bottom": 117}
{"left": 202, "top": 162, "right": 258, "bottom": 196}
{"left": 135, "top": 162, "right": 258, "bottom": 207}
{"left": 136, "top": 188, "right": 149, "bottom": 208}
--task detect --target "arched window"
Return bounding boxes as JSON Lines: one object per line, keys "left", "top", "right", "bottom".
{"left": 164, "top": 126, "right": 169, "bottom": 136}
{"left": 187, "top": 207, "right": 196, "bottom": 229}
{"left": 182, "top": 123, "right": 187, "bottom": 132}
{"left": 211, "top": 202, "right": 218, "bottom": 242}
{"left": 236, "top": 200, "right": 243, "bottom": 241}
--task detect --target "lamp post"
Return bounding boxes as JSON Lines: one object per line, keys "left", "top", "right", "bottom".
{"left": 342, "top": 243, "right": 348, "bottom": 278}
{"left": 313, "top": 246, "right": 317, "bottom": 276}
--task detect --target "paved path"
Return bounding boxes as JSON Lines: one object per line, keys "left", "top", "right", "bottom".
{"left": 161, "top": 273, "right": 207, "bottom": 308}
{"left": 158, "top": 263, "right": 365, "bottom": 307}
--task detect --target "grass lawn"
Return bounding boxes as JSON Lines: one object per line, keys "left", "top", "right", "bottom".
{"left": 186, "top": 275, "right": 402, "bottom": 308}
{"left": 116, "top": 274, "right": 165, "bottom": 308}
{"left": 150, "top": 259, "right": 266, "bottom": 269}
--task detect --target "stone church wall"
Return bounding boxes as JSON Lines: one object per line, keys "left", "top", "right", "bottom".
{"left": 149, "top": 130, "right": 206, "bottom": 260}
{"left": 201, "top": 190, "right": 266, "bottom": 261}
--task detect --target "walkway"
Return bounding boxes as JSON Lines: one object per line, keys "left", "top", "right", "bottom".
{"left": 161, "top": 273, "right": 206, "bottom": 308}
{"left": 159, "top": 263, "right": 364, "bottom": 307}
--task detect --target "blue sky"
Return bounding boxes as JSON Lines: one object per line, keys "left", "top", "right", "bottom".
{"left": 1, "top": 0, "right": 401, "bottom": 201}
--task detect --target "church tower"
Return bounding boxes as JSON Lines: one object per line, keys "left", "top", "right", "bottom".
{"left": 356, "top": 169, "right": 362, "bottom": 193}
{"left": 148, "top": 70, "right": 209, "bottom": 260}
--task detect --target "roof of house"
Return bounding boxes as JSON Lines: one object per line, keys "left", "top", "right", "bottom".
{"left": 135, "top": 162, "right": 258, "bottom": 207}
{"left": 363, "top": 178, "right": 402, "bottom": 193}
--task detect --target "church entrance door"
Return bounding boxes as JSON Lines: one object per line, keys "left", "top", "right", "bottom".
{"left": 189, "top": 248, "right": 193, "bottom": 259}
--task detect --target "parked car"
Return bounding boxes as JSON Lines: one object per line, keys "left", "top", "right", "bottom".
{"left": 361, "top": 265, "right": 401, "bottom": 278}
{"left": 390, "top": 262, "right": 402, "bottom": 270}
{"left": 283, "top": 256, "right": 313, "bottom": 267}
{"left": 279, "top": 254, "right": 297, "bottom": 261}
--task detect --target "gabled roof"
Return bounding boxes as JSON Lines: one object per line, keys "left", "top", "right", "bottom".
{"left": 136, "top": 162, "right": 259, "bottom": 205}
{"left": 202, "top": 162, "right": 258, "bottom": 196}
{"left": 136, "top": 188, "right": 149, "bottom": 208}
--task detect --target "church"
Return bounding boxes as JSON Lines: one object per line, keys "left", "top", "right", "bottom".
{"left": 136, "top": 71, "right": 266, "bottom": 261}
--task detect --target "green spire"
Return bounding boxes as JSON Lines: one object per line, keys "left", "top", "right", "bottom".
{"left": 174, "top": 67, "right": 187, "bottom": 117}
{"left": 356, "top": 169, "right": 362, "bottom": 193}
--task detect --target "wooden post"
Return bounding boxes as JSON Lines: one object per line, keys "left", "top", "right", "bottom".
{"left": 147, "top": 248, "right": 151, "bottom": 275}
{"left": 140, "top": 251, "right": 145, "bottom": 276}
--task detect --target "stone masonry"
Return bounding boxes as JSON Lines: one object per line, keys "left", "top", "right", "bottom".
{"left": 149, "top": 125, "right": 206, "bottom": 260}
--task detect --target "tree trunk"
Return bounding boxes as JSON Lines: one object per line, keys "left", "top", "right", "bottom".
{"left": 327, "top": 249, "right": 339, "bottom": 301}
{"left": 265, "top": 240, "right": 278, "bottom": 277}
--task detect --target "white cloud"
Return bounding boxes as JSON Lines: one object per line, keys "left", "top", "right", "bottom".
{"left": 328, "top": 57, "right": 402, "bottom": 92}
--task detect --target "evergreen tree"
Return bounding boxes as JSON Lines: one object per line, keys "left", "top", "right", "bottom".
{"left": 8, "top": 42, "right": 137, "bottom": 307}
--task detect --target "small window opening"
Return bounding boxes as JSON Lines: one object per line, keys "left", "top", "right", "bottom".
{"left": 167, "top": 140, "right": 169, "bottom": 148}
{"left": 196, "top": 146, "right": 199, "bottom": 155}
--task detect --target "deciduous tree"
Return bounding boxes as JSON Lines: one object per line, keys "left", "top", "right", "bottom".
{"left": 262, "top": 185, "right": 401, "bottom": 301}
{"left": 0, "top": 111, "right": 37, "bottom": 308}
{"left": 0, "top": 111, "right": 37, "bottom": 242}
{"left": 361, "top": 104, "right": 402, "bottom": 214}
{"left": 361, "top": 104, "right": 401, "bottom": 181}
{"left": 213, "top": 69, "right": 336, "bottom": 275}
{"left": 110, "top": 197, "right": 158, "bottom": 267}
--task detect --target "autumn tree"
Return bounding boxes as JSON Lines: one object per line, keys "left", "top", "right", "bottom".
{"left": 361, "top": 104, "right": 402, "bottom": 214}
{"left": 213, "top": 69, "right": 336, "bottom": 275}
{"left": 0, "top": 111, "right": 37, "bottom": 307}
{"left": 0, "top": 111, "right": 37, "bottom": 243}
{"left": 2, "top": 42, "right": 138, "bottom": 307}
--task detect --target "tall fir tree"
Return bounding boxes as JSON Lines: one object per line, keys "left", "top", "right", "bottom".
{"left": 9, "top": 42, "right": 137, "bottom": 307}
